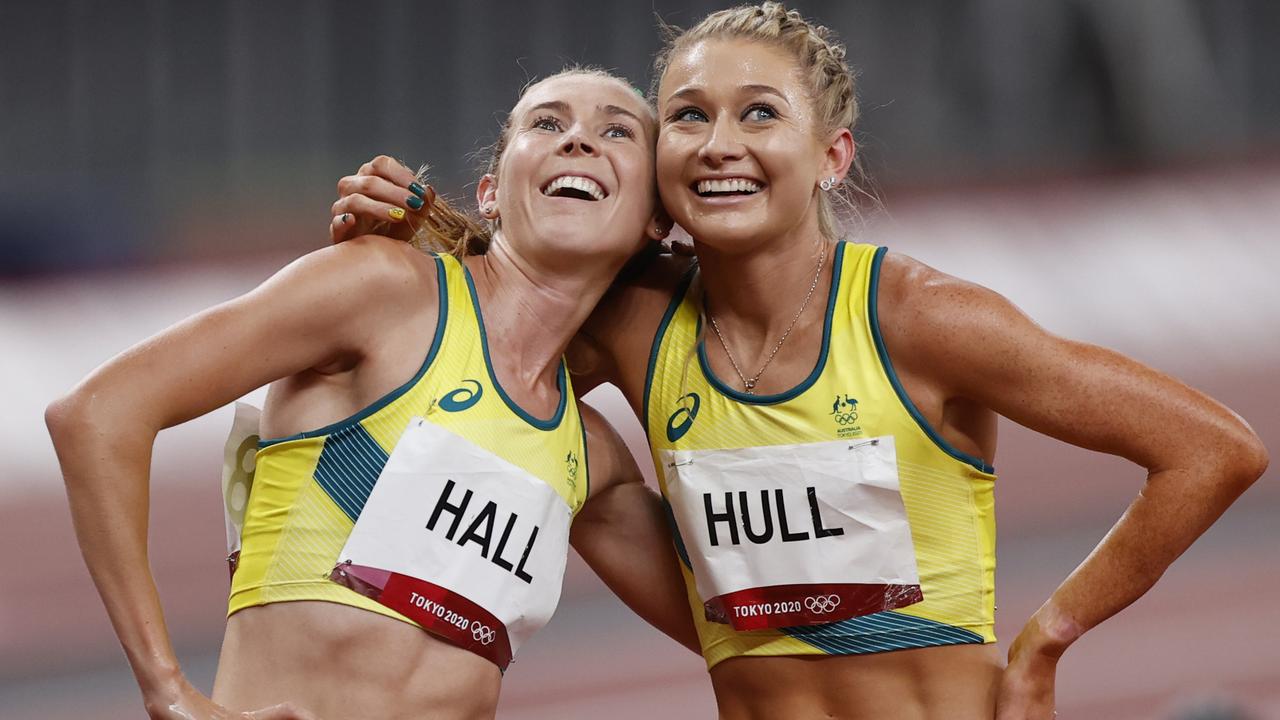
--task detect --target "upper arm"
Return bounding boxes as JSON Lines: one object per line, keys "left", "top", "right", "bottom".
{"left": 879, "top": 253, "right": 1266, "bottom": 479}
{"left": 572, "top": 253, "right": 690, "bottom": 399}
{"left": 577, "top": 402, "right": 644, "bottom": 501}
{"left": 569, "top": 402, "right": 701, "bottom": 652}
{"left": 50, "top": 236, "right": 436, "bottom": 434}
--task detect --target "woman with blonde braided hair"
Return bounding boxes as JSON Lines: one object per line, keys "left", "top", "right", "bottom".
{"left": 335, "top": 4, "right": 1266, "bottom": 718}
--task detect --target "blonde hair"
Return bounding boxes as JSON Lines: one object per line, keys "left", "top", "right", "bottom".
{"left": 652, "top": 2, "right": 878, "bottom": 239}
{"left": 407, "top": 67, "right": 652, "bottom": 258}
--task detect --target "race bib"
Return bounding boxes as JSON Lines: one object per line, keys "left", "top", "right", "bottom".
{"left": 661, "top": 436, "right": 922, "bottom": 631}
{"left": 331, "top": 418, "right": 572, "bottom": 670}
{"left": 221, "top": 402, "right": 261, "bottom": 580}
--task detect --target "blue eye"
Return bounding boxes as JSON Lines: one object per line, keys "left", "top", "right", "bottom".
{"left": 533, "top": 115, "right": 563, "bottom": 131}
{"left": 744, "top": 104, "right": 778, "bottom": 122}
{"left": 604, "top": 123, "right": 635, "bottom": 139}
{"left": 670, "top": 107, "right": 708, "bottom": 123}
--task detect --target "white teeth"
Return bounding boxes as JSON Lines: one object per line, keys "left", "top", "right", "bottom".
{"left": 543, "top": 175, "right": 605, "bottom": 200}
{"left": 697, "top": 178, "right": 762, "bottom": 194}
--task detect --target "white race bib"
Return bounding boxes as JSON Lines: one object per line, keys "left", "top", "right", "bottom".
{"left": 662, "top": 436, "right": 922, "bottom": 631}
{"left": 221, "top": 402, "right": 261, "bottom": 580}
{"left": 332, "top": 418, "right": 571, "bottom": 669}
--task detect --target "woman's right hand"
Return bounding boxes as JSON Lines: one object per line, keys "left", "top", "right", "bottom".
{"left": 148, "top": 677, "right": 321, "bottom": 720}
{"left": 330, "top": 155, "right": 434, "bottom": 244}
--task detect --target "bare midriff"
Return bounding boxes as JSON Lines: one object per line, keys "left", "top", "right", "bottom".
{"left": 710, "top": 644, "right": 1003, "bottom": 720}
{"left": 214, "top": 601, "right": 501, "bottom": 720}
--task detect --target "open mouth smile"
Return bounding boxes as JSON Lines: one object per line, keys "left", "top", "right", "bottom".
{"left": 693, "top": 177, "right": 764, "bottom": 198}
{"left": 541, "top": 174, "right": 608, "bottom": 201}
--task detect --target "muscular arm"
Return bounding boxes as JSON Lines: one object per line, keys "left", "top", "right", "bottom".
{"left": 569, "top": 404, "right": 701, "bottom": 653}
{"left": 44, "top": 236, "right": 434, "bottom": 718}
{"left": 878, "top": 253, "right": 1268, "bottom": 712}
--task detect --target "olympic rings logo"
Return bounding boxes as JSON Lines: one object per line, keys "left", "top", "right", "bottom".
{"left": 804, "top": 594, "right": 842, "bottom": 614}
{"left": 472, "top": 623, "right": 496, "bottom": 645}
{"left": 833, "top": 411, "right": 859, "bottom": 425}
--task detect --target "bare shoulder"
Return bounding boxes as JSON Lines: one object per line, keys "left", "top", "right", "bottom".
{"left": 877, "top": 252, "right": 1017, "bottom": 331}
{"left": 307, "top": 234, "right": 439, "bottom": 299}
{"left": 574, "top": 250, "right": 694, "bottom": 393}
{"left": 595, "top": 249, "right": 693, "bottom": 331}
{"left": 878, "top": 251, "right": 1266, "bottom": 471}
{"left": 270, "top": 235, "right": 442, "bottom": 326}
{"left": 874, "top": 251, "right": 1034, "bottom": 371}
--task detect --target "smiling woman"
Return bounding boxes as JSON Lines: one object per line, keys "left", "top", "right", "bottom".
{"left": 45, "top": 67, "right": 697, "bottom": 720}
{"left": 600, "top": 6, "right": 1265, "bottom": 720}
{"left": 332, "top": 6, "right": 1266, "bottom": 720}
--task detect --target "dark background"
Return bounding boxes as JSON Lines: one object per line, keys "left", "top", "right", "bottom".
{"left": 3, "top": 3, "right": 1277, "bottom": 719}
{"left": 3, "top": 0, "right": 1277, "bottom": 275}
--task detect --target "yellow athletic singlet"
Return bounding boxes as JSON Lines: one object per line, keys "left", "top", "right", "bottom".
{"left": 228, "top": 253, "right": 589, "bottom": 628}
{"left": 645, "top": 242, "right": 996, "bottom": 669}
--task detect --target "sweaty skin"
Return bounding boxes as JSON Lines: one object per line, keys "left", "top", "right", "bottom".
{"left": 576, "top": 252, "right": 1006, "bottom": 720}
{"left": 329, "top": 36, "right": 1265, "bottom": 720}
{"left": 573, "top": 34, "right": 1265, "bottom": 720}
{"left": 47, "top": 73, "right": 696, "bottom": 720}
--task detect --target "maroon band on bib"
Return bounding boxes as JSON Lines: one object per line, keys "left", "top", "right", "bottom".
{"left": 705, "top": 582, "right": 924, "bottom": 631}
{"left": 331, "top": 563, "right": 514, "bottom": 670}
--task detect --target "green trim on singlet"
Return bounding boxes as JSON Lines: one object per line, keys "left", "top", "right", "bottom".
{"left": 258, "top": 255, "right": 450, "bottom": 448}
{"left": 461, "top": 262, "right": 568, "bottom": 432}
{"left": 694, "top": 241, "right": 847, "bottom": 406}
{"left": 642, "top": 266, "right": 698, "bottom": 437}
{"left": 867, "top": 246, "right": 994, "bottom": 473}
{"left": 782, "top": 610, "right": 985, "bottom": 654}
{"left": 578, "top": 417, "right": 591, "bottom": 503}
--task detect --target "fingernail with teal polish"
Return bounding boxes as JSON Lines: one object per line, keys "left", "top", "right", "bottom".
{"left": 408, "top": 182, "right": 426, "bottom": 198}
{"left": 406, "top": 195, "right": 425, "bottom": 210}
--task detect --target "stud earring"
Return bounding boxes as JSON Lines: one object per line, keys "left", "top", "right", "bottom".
{"left": 819, "top": 176, "right": 838, "bottom": 191}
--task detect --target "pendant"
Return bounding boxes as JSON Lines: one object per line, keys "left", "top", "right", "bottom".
{"left": 744, "top": 378, "right": 756, "bottom": 392}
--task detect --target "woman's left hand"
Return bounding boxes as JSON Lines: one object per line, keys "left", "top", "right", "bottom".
{"left": 995, "top": 621, "right": 1062, "bottom": 720}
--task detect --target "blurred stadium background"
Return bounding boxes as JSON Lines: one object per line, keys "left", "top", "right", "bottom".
{"left": 3, "top": 1, "right": 1277, "bottom": 718}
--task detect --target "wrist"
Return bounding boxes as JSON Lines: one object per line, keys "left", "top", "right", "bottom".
{"left": 134, "top": 656, "right": 185, "bottom": 698}
{"left": 1014, "top": 603, "right": 1082, "bottom": 662}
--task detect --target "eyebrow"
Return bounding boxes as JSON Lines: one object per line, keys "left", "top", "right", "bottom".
{"left": 525, "top": 100, "right": 571, "bottom": 116}
{"left": 668, "top": 83, "right": 790, "bottom": 105}
{"left": 603, "top": 104, "right": 645, "bottom": 126}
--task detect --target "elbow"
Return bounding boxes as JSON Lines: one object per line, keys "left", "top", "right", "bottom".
{"left": 45, "top": 391, "right": 87, "bottom": 445}
{"left": 45, "top": 387, "right": 118, "bottom": 478}
{"left": 1238, "top": 432, "right": 1269, "bottom": 488}
{"left": 1215, "top": 421, "right": 1269, "bottom": 494}
{"left": 46, "top": 392, "right": 88, "bottom": 488}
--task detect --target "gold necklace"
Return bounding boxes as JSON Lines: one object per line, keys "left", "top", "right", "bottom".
{"left": 707, "top": 243, "right": 828, "bottom": 394}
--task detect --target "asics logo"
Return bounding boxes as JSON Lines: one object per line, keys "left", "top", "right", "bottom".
{"left": 440, "top": 380, "right": 483, "bottom": 412}
{"left": 472, "top": 623, "right": 496, "bottom": 645}
{"left": 666, "top": 393, "right": 701, "bottom": 442}
{"left": 804, "top": 594, "right": 842, "bottom": 614}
